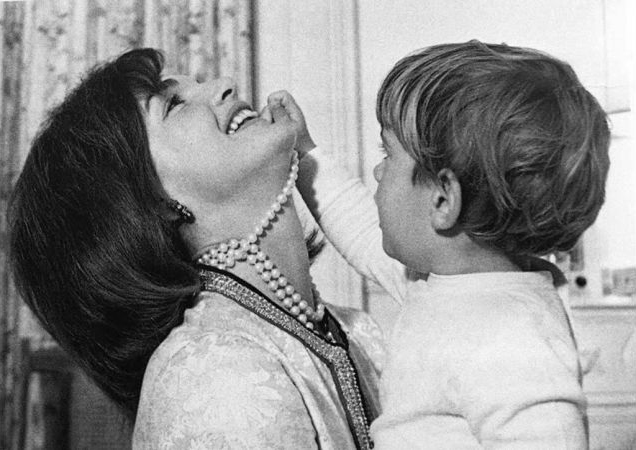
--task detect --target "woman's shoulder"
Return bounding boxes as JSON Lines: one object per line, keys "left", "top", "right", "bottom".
{"left": 134, "top": 291, "right": 318, "bottom": 448}
{"left": 328, "top": 303, "right": 383, "bottom": 338}
{"left": 145, "top": 291, "right": 273, "bottom": 375}
{"left": 327, "top": 303, "right": 386, "bottom": 371}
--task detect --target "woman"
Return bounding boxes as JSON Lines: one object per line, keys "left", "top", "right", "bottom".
{"left": 9, "top": 48, "right": 382, "bottom": 449}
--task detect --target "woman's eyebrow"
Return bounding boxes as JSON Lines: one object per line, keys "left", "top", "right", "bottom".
{"left": 145, "top": 78, "right": 179, "bottom": 112}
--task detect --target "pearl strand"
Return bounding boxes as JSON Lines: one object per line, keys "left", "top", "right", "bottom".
{"left": 197, "top": 151, "right": 326, "bottom": 331}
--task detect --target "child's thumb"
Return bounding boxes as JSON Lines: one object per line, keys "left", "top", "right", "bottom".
{"left": 270, "top": 101, "right": 291, "bottom": 123}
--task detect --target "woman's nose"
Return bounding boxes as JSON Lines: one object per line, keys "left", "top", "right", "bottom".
{"left": 206, "top": 77, "right": 237, "bottom": 105}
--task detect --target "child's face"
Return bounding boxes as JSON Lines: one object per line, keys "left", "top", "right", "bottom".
{"left": 373, "top": 129, "right": 436, "bottom": 272}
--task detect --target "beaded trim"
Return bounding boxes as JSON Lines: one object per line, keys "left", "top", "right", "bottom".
{"left": 199, "top": 268, "right": 373, "bottom": 450}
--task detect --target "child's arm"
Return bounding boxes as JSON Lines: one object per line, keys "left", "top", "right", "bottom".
{"left": 267, "top": 91, "right": 412, "bottom": 304}
{"left": 298, "top": 148, "right": 411, "bottom": 304}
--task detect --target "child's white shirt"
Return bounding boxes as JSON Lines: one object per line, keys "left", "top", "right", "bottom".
{"left": 373, "top": 271, "right": 586, "bottom": 449}
{"left": 298, "top": 147, "right": 587, "bottom": 449}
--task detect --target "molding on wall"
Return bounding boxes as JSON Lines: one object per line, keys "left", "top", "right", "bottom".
{"left": 316, "top": 0, "right": 365, "bottom": 309}
{"left": 325, "top": 0, "right": 363, "bottom": 176}
{"left": 587, "top": 391, "right": 636, "bottom": 409}
{"left": 256, "top": 0, "right": 365, "bottom": 309}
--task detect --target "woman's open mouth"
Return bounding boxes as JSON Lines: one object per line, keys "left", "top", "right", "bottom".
{"left": 227, "top": 108, "right": 259, "bottom": 134}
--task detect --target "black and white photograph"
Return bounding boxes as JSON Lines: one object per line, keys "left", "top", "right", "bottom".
{"left": 1, "top": 0, "right": 634, "bottom": 449}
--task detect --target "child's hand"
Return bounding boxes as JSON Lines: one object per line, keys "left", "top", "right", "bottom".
{"left": 266, "top": 91, "right": 316, "bottom": 155}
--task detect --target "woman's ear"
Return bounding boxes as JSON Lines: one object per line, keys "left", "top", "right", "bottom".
{"left": 430, "top": 168, "right": 461, "bottom": 231}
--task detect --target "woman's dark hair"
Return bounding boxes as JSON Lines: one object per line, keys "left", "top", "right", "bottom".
{"left": 9, "top": 48, "right": 200, "bottom": 421}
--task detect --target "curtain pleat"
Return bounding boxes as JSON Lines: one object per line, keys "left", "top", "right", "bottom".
{"left": 0, "top": 1, "right": 253, "bottom": 447}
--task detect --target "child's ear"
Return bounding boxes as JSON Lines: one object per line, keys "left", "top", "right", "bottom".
{"left": 430, "top": 168, "right": 461, "bottom": 231}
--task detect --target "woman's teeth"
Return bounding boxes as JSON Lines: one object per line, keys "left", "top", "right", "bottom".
{"left": 228, "top": 109, "right": 259, "bottom": 134}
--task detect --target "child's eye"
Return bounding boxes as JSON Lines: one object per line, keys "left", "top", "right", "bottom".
{"left": 166, "top": 94, "right": 184, "bottom": 116}
{"left": 378, "top": 142, "right": 388, "bottom": 159}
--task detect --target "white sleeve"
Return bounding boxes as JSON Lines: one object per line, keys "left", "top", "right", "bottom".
{"left": 296, "top": 147, "right": 412, "bottom": 304}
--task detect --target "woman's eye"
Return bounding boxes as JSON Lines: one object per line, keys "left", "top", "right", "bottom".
{"left": 166, "top": 94, "right": 184, "bottom": 114}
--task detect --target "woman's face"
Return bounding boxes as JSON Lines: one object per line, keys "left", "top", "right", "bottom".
{"left": 144, "top": 75, "right": 296, "bottom": 205}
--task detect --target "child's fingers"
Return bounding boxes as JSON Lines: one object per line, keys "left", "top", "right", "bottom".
{"left": 267, "top": 91, "right": 304, "bottom": 121}
{"left": 269, "top": 102, "right": 291, "bottom": 123}
{"left": 267, "top": 90, "right": 291, "bottom": 106}
{"left": 259, "top": 104, "right": 273, "bottom": 123}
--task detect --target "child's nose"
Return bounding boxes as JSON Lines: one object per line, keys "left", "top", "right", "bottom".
{"left": 373, "top": 162, "right": 384, "bottom": 182}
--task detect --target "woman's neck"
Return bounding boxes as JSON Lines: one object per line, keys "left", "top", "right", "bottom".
{"left": 183, "top": 197, "right": 315, "bottom": 309}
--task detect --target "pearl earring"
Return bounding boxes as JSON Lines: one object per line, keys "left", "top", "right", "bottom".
{"left": 167, "top": 199, "right": 196, "bottom": 226}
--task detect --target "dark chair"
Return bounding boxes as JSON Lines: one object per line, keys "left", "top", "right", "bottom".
{"left": 19, "top": 340, "right": 132, "bottom": 450}
{"left": 19, "top": 339, "right": 73, "bottom": 449}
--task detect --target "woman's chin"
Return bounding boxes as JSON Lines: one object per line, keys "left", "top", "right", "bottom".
{"left": 234, "top": 125, "right": 295, "bottom": 162}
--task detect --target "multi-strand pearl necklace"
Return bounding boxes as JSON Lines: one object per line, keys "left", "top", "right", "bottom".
{"left": 197, "top": 150, "right": 326, "bottom": 332}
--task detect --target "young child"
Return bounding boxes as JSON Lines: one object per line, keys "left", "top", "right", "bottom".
{"left": 269, "top": 40, "right": 610, "bottom": 448}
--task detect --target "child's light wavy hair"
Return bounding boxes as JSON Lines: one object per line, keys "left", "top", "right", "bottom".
{"left": 376, "top": 40, "right": 610, "bottom": 255}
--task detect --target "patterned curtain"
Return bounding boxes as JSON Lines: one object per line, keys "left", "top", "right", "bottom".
{"left": 0, "top": 1, "right": 253, "bottom": 447}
